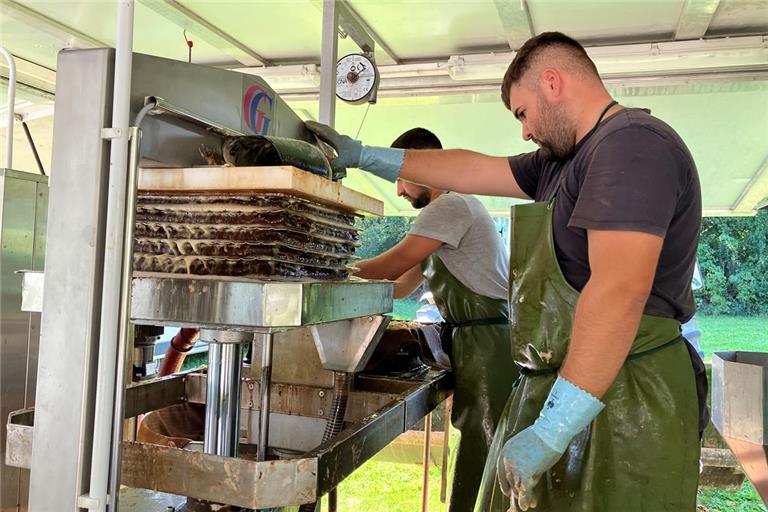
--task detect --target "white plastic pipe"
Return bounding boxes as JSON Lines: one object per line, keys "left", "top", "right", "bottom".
{"left": 0, "top": 47, "right": 16, "bottom": 169}
{"left": 87, "top": 1, "right": 134, "bottom": 510}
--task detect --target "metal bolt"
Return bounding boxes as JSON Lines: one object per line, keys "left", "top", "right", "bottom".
{"left": 248, "top": 400, "right": 254, "bottom": 408}
{"left": 318, "top": 390, "right": 325, "bottom": 398}
{"left": 248, "top": 382, "right": 255, "bottom": 390}
{"left": 318, "top": 409, "right": 324, "bottom": 416}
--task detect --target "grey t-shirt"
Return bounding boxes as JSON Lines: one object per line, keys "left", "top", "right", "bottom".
{"left": 508, "top": 108, "right": 701, "bottom": 322}
{"left": 409, "top": 193, "right": 509, "bottom": 301}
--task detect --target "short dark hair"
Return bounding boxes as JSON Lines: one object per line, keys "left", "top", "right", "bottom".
{"left": 501, "top": 32, "right": 599, "bottom": 110}
{"left": 390, "top": 128, "right": 442, "bottom": 150}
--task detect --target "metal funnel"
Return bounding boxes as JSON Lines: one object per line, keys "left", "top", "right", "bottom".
{"left": 308, "top": 315, "right": 391, "bottom": 373}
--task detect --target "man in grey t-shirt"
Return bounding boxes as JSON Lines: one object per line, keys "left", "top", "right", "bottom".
{"left": 355, "top": 128, "right": 515, "bottom": 511}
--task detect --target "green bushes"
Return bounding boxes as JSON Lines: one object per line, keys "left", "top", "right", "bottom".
{"left": 697, "top": 209, "right": 768, "bottom": 316}
{"left": 355, "top": 216, "right": 416, "bottom": 260}
{"left": 355, "top": 210, "right": 768, "bottom": 317}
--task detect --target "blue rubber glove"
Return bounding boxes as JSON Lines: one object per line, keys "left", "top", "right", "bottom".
{"left": 498, "top": 375, "right": 605, "bottom": 511}
{"left": 305, "top": 121, "right": 404, "bottom": 182}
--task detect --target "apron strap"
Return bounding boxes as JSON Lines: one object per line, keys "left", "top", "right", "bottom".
{"left": 546, "top": 99, "right": 618, "bottom": 202}
{"left": 511, "top": 335, "right": 683, "bottom": 389}
{"left": 451, "top": 316, "right": 509, "bottom": 328}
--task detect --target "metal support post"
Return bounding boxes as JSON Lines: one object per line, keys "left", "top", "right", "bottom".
{"left": 204, "top": 343, "right": 244, "bottom": 456}
{"left": 258, "top": 332, "right": 275, "bottom": 461}
{"left": 0, "top": 47, "right": 15, "bottom": 168}
{"left": 421, "top": 412, "right": 432, "bottom": 512}
{"left": 319, "top": 0, "right": 339, "bottom": 126}
{"left": 440, "top": 397, "right": 451, "bottom": 503}
{"left": 106, "top": 124, "right": 141, "bottom": 511}
{"left": 86, "top": 2, "right": 134, "bottom": 510}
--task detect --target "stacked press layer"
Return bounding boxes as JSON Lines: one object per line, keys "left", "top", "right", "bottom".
{"left": 133, "top": 193, "right": 360, "bottom": 280}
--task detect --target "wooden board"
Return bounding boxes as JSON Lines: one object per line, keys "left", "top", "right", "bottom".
{"left": 138, "top": 165, "right": 383, "bottom": 216}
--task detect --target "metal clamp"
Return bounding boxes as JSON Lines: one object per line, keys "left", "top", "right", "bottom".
{"left": 100, "top": 127, "right": 123, "bottom": 139}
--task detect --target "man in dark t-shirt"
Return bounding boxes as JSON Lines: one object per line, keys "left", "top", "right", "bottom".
{"left": 508, "top": 107, "right": 702, "bottom": 323}
{"left": 306, "top": 31, "right": 705, "bottom": 511}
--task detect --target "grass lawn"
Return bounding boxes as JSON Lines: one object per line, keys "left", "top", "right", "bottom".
{"left": 326, "top": 458, "right": 767, "bottom": 511}
{"left": 327, "top": 315, "right": 768, "bottom": 511}
{"left": 698, "top": 480, "right": 767, "bottom": 512}
{"left": 697, "top": 315, "right": 768, "bottom": 361}
{"left": 327, "top": 460, "right": 446, "bottom": 512}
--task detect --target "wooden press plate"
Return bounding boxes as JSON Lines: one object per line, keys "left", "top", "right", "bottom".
{"left": 138, "top": 165, "right": 383, "bottom": 216}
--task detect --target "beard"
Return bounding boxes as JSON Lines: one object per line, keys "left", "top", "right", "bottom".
{"left": 535, "top": 95, "right": 576, "bottom": 161}
{"left": 405, "top": 190, "right": 431, "bottom": 209}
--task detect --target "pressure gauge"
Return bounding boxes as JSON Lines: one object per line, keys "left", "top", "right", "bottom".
{"left": 336, "top": 53, "right": 379, "bottom": 104}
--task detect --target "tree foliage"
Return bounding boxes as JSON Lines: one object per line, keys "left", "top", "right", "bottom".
{"left": 357, "top": 211, "right": 768, "bottom": 316}
{"left": 355, "top": 216, "right": 416, "bottom": 259}
{"left": 696, "top": 209, "right": 768, "bottom": 316}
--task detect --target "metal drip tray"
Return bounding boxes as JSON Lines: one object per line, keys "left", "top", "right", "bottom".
{"left": 130, "top": 273, "right": 393, "bottom": 330}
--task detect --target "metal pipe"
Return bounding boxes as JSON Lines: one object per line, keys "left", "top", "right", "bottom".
{"left": 107, "top": 124, "right": 141, "bottom": 511}
{"left": 421, "top": 412, "right": 432, "bottom": 512}
{"left": 318, "top": 0, "right": 339, "bottom": 126}
{"left": 87, "top": 2, "right": 135, "bottom": 508}
{"left": 0, "top": 47, "right": 16, "bottom": 168}
{"left": 204, "top": 341, "right": 243, "bottom": 456}
{"left": 144, "top": 96, "right": 243, "bottom": 137}
{"left": 257, "top": 332, "right": 274, "bottom": 462}
{"left": 217, "top": 343, "right": 243, "bottom": 455}
{"left": 204, "top": 343, "right": 223, "bottom": 454}
{"left": 440, "top": 397, "right": 451, "bottom": 503}
{"left": 20, "top": 120, "right": 45, "bottom": 175}
{"left": 132, "top": 100, "right": 156, "bottom": 128}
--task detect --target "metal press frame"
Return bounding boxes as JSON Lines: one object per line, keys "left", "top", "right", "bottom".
{"left": 19, "top": 2, "right": 420, "bottom": 510}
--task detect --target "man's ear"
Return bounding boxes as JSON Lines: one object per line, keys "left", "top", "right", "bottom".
{"left": 540, "top": 68, "right": 564, "bottom": 100}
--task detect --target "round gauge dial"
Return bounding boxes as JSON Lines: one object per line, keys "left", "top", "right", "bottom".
{"left": 336, "top": 53, "right": 378, "bottom": 104}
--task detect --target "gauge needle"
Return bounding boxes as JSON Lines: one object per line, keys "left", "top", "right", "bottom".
{"left": 347, "top": 63, "right": 367, "bottom": 83}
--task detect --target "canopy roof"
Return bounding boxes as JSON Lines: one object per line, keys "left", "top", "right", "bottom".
{"left": 1, "top": 0, "right": 766, "bottom": 216}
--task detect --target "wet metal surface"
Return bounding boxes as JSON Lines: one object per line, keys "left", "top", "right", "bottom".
{"left": 8, "top": 369, "right": 449, "bottom": 509}
{"left": 119, "top": 487, "right": 187, "bottom": 511}
{"left": 121, "top": 441, "right": 318, "bottom": 509}
{"left": 130, "top": 274, "right": 393, "bottom": 330}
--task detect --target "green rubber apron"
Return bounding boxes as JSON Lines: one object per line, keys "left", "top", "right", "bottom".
{"left": 473, "top": 193, "right": 701, "bottom": 511}
{"left": 422, "top": 255, "right": 518, "bottom": 512}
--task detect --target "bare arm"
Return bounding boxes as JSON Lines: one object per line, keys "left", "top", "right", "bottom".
{"left": 401, "top": 150, "right": 531, "bottom": 199}
{"left": 393, "top": 265, "right": 425, "bottom": 299}
{"left": 559, "top": 230, "right": 663, "bottom": 398}
{"left": 355, "top": 234, "right": 443, "bottom": 282}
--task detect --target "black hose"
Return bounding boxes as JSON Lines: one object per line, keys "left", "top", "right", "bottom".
{"left": 298, "top": 371, "right": 350, "bottom": 512}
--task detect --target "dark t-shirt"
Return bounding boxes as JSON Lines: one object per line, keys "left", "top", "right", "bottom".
{"left": 508, "top": 108, "right": 702, "bottom": 323}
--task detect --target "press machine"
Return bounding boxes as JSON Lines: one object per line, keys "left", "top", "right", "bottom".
{"left": 5, "top": 49, "right": 448, "bottom": 511}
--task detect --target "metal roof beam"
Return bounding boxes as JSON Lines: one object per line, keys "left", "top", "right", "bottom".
{"left": 335, "top": 1, "right": 374, "bottom": 54}
{"left": 337, "top": 1, "right": 400, "bottom": 64}
{"left": 0, "top": 55, "right": 56, "bottom": 96}
{"left": 493, "top": 0, "right": 535, "bottom": 51}
{"left": 732, "top": 154, "right": 768, "bottom": 214}
{"left": 244, "top": 36, "right": 768, "bottom": 100}
{"left": 138, "top": 0, "right": 272, "bottom": 66}
{"left": 674, "top": 0, "right": 721, "bottom": 40}
{"left": 0, "top": 0, "right": 107, "bottom": 48}
{"left": 310, "top": 0, "right": 400, "bottom": 65}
